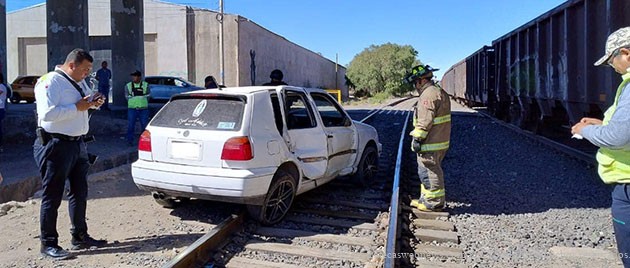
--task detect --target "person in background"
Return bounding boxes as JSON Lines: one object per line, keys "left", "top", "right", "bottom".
{"left": 263, "top": 69, "right": 288, "bottom": 86}
{"left": 126, "top": 70, "right": 150, "bottom": 146}
{"left": 204, "top": 75, "right": 219, "bottom": 89}
{"left": 571, "top": 26, "right": 630, "bottom": 267}
{"left": 33, "top": 48, "right": 107, "bottom": 260}
{"left": 95, "top": 61, "right": 112, "bottom": 111}
{"left": 0, "top": 73, "right": 6, "bottom": 152}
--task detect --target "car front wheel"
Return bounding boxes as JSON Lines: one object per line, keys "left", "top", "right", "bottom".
{"left": 352, "top": 146, "right": 378, "bottom": 187}
{"left": 247, "top": 170, "right": 296, "bottom": 225}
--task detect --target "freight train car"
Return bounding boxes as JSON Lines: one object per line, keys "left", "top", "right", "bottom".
{"left": 441, "top": 60, "right": 466, "bottom": 103}
{"left": 443, "top": 0, "right": 630, "bottom": 134}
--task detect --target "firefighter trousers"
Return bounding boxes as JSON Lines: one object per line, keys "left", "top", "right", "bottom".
{"left": 417, "top": 150, "right": 447, "bottom": 209}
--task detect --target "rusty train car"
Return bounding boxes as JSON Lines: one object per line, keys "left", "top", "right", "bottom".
{"left": 442, "top": 0, "right": 630, "bottom": 132}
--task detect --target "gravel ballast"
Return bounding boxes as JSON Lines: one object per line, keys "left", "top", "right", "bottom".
{"left": 444, "top": 113, "right": 621, "bottom": 267}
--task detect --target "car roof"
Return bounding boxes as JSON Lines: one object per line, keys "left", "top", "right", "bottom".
{"left": 14, "top": 75, "right": 40, "bottom": 79}
{"left": 145, "top": 76, "right": 184, "bottom": 79}
{"left": 180, "top": 86, "right": 329, "bottom": 96}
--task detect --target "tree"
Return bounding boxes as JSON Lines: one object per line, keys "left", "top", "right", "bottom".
{"left": 346, "top": 43, "right": 421, "bottom": 97}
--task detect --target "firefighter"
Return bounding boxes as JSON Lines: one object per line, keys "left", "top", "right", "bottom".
{"left": 405, "top": 65, "right": 451, "bottom": 212}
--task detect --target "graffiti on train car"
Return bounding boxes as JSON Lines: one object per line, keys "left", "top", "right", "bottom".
{"left": 443, "top": 0, "right": 630, "bottom": 134}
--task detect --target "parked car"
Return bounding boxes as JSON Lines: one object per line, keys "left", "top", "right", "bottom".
{"left": 131, "top": 86, "right": 381, "bottom": 225}
{"left": 144, "top": 76, "right": 202, "bottom": 102}
{"left": 10, "top": 75, "right": 40, "bottom": 103}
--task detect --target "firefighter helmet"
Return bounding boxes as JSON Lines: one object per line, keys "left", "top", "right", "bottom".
{"left": 403, "top": 65, "right": 439, "bottom": 84}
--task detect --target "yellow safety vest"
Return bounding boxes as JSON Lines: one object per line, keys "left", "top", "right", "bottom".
{"left": 127, "top": 81, "right": 149, "bottom": 109}
{"left": 596, "top": 72, "right": 630, "bottom": 184}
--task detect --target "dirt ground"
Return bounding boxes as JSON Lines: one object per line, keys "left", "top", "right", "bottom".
{"left": 0, "top": 165, "right": 237, "bottom": 268}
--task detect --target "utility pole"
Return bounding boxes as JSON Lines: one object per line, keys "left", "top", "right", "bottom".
{"left": 218, "top": 0, "right": 225, "bottom": 86}
{"left": 335, "top": 53, "right": 338, "bottom": 89}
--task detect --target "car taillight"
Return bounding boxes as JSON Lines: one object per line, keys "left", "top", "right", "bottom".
{"left": 221, "top": 136, "right": 253, "bottom": 161}
{"left": 138, "top": 130, "right": 152, "bottom": 152}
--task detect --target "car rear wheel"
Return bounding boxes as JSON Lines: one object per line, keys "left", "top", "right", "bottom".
{"left": 247, "top": 170, "right": 296, "bottom": 225}
{"left": 10, "top": 93, "right": 21, "bottom": 104}
{"left": 352, "top": 146, "right": 378, "bottom": 187}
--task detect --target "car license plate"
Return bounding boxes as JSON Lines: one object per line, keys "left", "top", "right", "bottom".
{"left": 170, "top": 140, "right": 201, "bottom": 160}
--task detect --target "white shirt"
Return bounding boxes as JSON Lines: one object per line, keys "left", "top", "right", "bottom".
{"left": 0, "top": 84, "right": 6, "bottom": 109}
{"left": 35, "top": 66, "right": 92, "bottom": 136}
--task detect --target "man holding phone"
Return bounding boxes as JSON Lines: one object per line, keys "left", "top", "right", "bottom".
{"left": 33, "top": 48, "right": 107, "bottom": 260}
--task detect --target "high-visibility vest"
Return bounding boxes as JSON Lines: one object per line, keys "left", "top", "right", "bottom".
{"left": 126, "top": 81, "right": 149, "bottom": 109}
{"left": 596, "top": 72, "right": 630, "bottom": 184}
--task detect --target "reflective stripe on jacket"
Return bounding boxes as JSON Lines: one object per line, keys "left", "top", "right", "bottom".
{"left": 596, "top": 73, "right": 630, "bottom": 184}
{"left": 126, "top": 81, "right": 149, "bottom": 109}
{"left": 410, "top": 83, "right": 451, "bottom": 152}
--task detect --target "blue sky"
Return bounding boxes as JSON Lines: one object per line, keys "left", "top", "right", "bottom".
{"left": 7, "top": 0, "right": 567, "bottom": 78}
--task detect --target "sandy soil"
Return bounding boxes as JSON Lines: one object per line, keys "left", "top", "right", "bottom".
{"left": 0, "top": 165, "right": 237, "bottom": 268}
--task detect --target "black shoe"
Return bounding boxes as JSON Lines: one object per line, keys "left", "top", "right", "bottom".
{"left": 71, "top": 235, "right": 107, "bottom": 250}
{"left": 41, "top": 245, "right": 72, "bottom": 260}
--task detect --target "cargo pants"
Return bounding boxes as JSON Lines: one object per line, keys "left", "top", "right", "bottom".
{"left": 417, "top": 150, "right": 447, "bottom": 210}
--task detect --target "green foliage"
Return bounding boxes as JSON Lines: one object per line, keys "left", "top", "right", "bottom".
{"left": 369, "top": 91, "right": 391, "bottom": 104}
{"left": 346, "top": 43, "right": 421, "bottom": 97}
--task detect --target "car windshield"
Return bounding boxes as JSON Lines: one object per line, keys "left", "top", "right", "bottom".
{"left": 150, "top": 97, "right": 245, "bottom": 131}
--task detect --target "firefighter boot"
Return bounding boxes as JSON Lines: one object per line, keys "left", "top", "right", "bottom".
{"left": 410, "top": 199, "right": 443, "bottom": 212}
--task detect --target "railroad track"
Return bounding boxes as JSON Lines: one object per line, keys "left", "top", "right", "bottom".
{"left": 160, "top": 96, "right": 466, "bottom": 268}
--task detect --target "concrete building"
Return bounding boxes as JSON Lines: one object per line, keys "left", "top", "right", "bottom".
{"left": 6, "top": 0, "right": 347, "bottom": 100}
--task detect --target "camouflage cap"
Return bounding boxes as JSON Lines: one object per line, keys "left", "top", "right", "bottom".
{"left": 594, "top": 27, "right": 630, "bottom": 66}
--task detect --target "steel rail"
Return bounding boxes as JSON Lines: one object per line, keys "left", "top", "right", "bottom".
{"left": 161, "top": 212, "right": 245, "bottom": 268}
{"left": 360, "top": 96, "right": 414, "bottom": 123}
{"left": 384, "top": 110, "right": 412, "bottom": 268}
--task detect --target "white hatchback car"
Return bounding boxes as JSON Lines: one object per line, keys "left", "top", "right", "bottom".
{"left": 132, "top": 86, "right": 381, "bottom": 224}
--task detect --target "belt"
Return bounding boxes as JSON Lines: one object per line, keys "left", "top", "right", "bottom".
{"left": 49, "top": 133, "right": 82, "bottom": 141}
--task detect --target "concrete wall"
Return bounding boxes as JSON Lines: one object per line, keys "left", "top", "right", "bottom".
{"left": 145, "top": 1, "right": 188, "bottom": 79}
{"left": 7, "top": 4, "right": 45, "bottom": 83}
{"left": 6, "top": 0, "right": 183, "bottom": 84}
{"left": 191, "top": 9, "right": 221, "bottom": 87}
{"left": 236, "top": 17, "right": 347, "bottom": 99}
{"left": 6, "top": 1, "right": 346, "bottom": 97}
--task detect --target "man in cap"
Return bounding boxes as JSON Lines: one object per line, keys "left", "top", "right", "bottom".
{"left": 126, "top": 70, "right": 150, "bottom": 146}
{"left": 405, "top": 65, "right": 451, "bottom": 212}
{"left": 571, "top": 26, "right": 630, "bottom": 267}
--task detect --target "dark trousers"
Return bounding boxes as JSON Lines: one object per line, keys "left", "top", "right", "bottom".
{"left": 0, "top": 108, "right": 4, "bottom": 147}
{"left": 127, "top": 108, "right": 149, "bottom": 143}
{"left": 613, "top": 184, "right": 630, "bottom": 267}
{"left": 98, "top": 86, "right": 110, "bottom": 110}
{"left": 33, "top": 138, "right": 90, "bottom": 247}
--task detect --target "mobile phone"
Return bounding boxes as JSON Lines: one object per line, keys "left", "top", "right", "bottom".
{"left": 88, "top": 93, "right": 104, "bottom": 102}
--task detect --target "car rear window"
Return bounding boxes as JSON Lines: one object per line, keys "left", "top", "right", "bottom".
{"left": 150, "top": 97, "right": 245, "bottom": 131}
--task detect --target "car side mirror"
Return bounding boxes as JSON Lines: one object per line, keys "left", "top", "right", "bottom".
{"left": 343, "top": 117, "right": 352, "bottom": 127}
